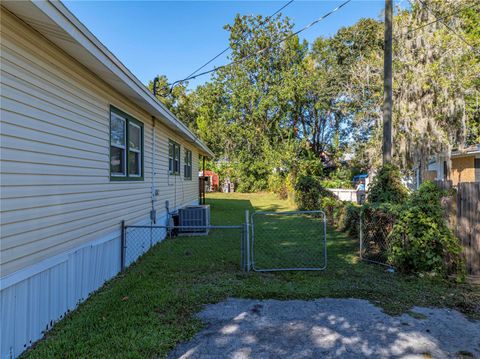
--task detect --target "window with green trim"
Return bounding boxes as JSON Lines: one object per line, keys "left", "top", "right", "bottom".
{"left": 169, "top": 140, "right": 181, "bottom": 175}
{"left": 110, "top": 107, "right": 143, "bottom": 180}
{"left": 184, "top": 149, "right": 192, "bottom": 180}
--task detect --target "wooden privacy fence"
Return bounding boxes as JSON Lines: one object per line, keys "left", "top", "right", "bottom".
{"left": 439, "top": 181, "right": 480, "bottom": 276}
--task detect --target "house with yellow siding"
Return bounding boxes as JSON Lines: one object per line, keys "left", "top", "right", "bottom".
{"left": 0, "top": 1, "right": 213, "bottom": 357}
{"left": 418, "top": 145, "right": 480, "bottom": 187}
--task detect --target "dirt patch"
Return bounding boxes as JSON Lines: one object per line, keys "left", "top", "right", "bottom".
{"left": 168, "top": 298, "right": 480, "bottom": 359}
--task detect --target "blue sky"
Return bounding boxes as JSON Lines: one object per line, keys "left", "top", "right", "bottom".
{"left": 64, "top": 1, "right": 398, "bottom": 90}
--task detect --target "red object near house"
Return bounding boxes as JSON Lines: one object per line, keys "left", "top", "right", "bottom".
{"left": 200, "top": 170, "right": 219, "bottom": 191}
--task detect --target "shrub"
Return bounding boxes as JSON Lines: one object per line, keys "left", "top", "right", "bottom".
{"left": 333, "top": 201, "right": 347, "bottom": 228}
{"left": 361, "top": 203, "right": 398, "bottom": 263}
{"left": 233, "top": 160, "right": 270, "bottom": 192}
{"left": 285, "top": 173, "right": 296, "bottom": 206}
{"left": 268, "top": 172, "right": 288, "bottom": 200}
{"left": 294, "top": 175, "right": 321, "bottom": 210}
{"left": 294, "top": 175, "right": 333, "bottom": 211}
{"left": 367, "top": 163, "right": 408, "bottom": 204}
{"left": 320, "top": 178, "right": 353, "bottom": 189}
{"left": 297, "top": 157, "right": 324, "bottom": 178}
{"left": 321, "top": 195, "right": 339, "bottom": 224}
{"left": 341, "top": 202, "right": 362, "bottom": 238}
{"left": 388, "top": 181, "right": 464, "bottom": 277}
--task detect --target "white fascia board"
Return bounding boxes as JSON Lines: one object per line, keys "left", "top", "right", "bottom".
{"left": 451, "top": 150, "right": 480, "bottom": 158}
{"left": 12, "top": 0, "right": 214, "bottom": 157}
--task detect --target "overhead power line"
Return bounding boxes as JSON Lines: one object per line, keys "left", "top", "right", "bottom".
{"left": 396, "top": 1, "right": 479, "bottom": 39}
{"left": 169, "top": 0, "right": 353, "bottom": 88}
{"left": 183, "top": 0, "right": 295, "bottom": 83}
{"left": 414, "top": 0, "right": 479, "bottom": 54}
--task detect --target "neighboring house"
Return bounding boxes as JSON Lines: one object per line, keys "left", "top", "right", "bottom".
{"left": 0, "top": 2, "right": 213, "bottom": 357}
{"left": 416, "top": 145, "right": 480, "bottom": 188}
{"left": 199, "top": 170, "right": 219, "bottom": 191}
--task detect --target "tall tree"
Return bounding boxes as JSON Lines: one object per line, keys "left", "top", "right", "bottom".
{"left": 350, "top": 0, "right": 480, "bottom": 171}
{"left": 193, "top": 14, "right": 308, "bottom": 191}
{"left": 148, "top": 75, "right": 198, "bottom": 131}
{"left": 149, "top": 2, "right": 478, "bottom": 190}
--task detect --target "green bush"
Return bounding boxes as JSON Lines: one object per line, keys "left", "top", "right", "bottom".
{"left": 233, "top": 160, "right": 270, "bottom": 192}
{"left": 332, "top": 201, "right": 347, "bottom": 228}
{"left": 296, "top": 156, "right": 324, "bottom": 178}
{"left": 361, "top": 203, "right": 398, "bottom": 263}
{"left": 341, "top": 202, "right": 362, "bottom": 238}
{"left": 294, "top": 175, "right": 333, "bottom": 211}
{"left": 281, "top": 173, "right": 296, "bottom": 206}
{"left": 321, "top": 195, "right": 340, "bottom": 225}
{"left": 268, "top": 172, "right": 288, "bottom": 200}
{"left": 367, "top": 163, "right": 408, "bottom": 204}
{"left": 388, "top": 181, "right": 464, "bottom": 277}
{"left": 320, "top": 178, "right": 353, "bottom": 189}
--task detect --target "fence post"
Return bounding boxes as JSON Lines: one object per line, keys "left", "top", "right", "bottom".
{"left": 359, "top": 210, "right": 363, "bottom": 260}
{"left": 245, "top": 210, "right": 250, "bottom": 272}
{"left": 323, "top": 211, "right": 328, "bottom": 269}
{"left": 120, "top": 220, "right": 126, "bottom": 272}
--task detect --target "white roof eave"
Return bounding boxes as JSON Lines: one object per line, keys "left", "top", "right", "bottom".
{"left": 3, "top": 0, "right": 214, "bottom": 157}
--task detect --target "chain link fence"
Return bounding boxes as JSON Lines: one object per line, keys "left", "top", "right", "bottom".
{"left": 359, "top": 207, "right": 396, "bottom": 266}
{"left": 251, "top": 211, "right": 327, "bottom": 271}
{"left": 122, "top": 224, "right": 246, "bottom": 273}
{"left": 121, "top": 209, "right": 328, "bottom": 273}
{"left": 123, "top": 225, "right": 167, "bottom": 268}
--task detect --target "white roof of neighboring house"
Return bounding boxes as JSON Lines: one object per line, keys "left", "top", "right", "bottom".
{"left": 340, "top": 152, "right": 354, "bottom": 162}
{"left": 2, "top": 0, "right": 214, "bottom": 157}
{"left": 451, "top": 144, "right": 480, "bottom": 158}
{"left": 426, "top": 144, "right": 480, "bottom": 166}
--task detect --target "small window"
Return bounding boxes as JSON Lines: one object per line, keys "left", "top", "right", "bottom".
{"left": 184, "top": 149, "right": 192, "bottom": 180}
{"left": 169, "top": 141, "right": 181, "bottom": 175}
{"left": 110, "top": 107, "right": 143, "bottom": 180}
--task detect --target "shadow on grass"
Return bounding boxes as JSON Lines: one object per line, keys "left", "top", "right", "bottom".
{"left": 23, "top": 194, "right": 480, "bottom": 359}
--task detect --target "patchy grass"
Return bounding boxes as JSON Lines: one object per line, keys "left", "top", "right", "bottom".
{"left": 24, "top": 192, "right": 479, "bottom": 359}
{"left": 406, "top": 310, "right": 429, "bottom": 320}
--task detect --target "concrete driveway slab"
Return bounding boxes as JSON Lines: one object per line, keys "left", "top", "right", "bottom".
{"left": 168, "top": 298, "right": 480, "bottom": 359}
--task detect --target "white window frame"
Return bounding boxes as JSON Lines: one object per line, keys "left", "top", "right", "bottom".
{"left": 110, "top": 106, "right": 144, "bottom": 181}
{"left": 110, "top": 113, "right": 127, "bottom": 177}
{"left": 128, "top": 122, "right": 142, "bottom": 177}
{"left": 175, "top": 145, "right": 181, "bottom": 174}
{"left": 184, "top": 149, "right": 192, "bottom": 180}
{"left": 169, "top": 140, "right": 181, "bottom": 176}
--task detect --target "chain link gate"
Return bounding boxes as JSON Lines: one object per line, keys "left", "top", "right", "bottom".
{"left": 249, "top": 210, "right": 327, "bottom": 272}
{"left": 121, "top": 209, "right": 328, "bottom": 273}
{"left": 359, "top": 207, "right": 396, "bottom": 266}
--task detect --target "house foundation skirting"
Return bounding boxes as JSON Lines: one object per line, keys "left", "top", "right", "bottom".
{"left": 0, "top": 205, "right": 189, "bottom": 358}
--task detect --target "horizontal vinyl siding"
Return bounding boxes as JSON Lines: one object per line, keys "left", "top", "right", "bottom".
{"left": 153, "top": 126, "right": 200, "bottom": 215}
{"left": 0, "top": 10, "right": 200, "bottom": 276}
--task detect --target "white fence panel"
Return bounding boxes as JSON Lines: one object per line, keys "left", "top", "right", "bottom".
{"left": 326, "top": 188, "right": 358, "bottom": 202}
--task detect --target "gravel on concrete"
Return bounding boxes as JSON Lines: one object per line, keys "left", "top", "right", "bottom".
{"left": 168, "top": 298, "right": 480, "bottom": 359}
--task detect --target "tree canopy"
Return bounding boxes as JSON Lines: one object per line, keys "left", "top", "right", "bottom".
{"left": 152, "top": 0, "right": 480, "bottom": 191}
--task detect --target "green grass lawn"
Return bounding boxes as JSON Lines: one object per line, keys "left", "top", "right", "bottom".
{"left": 24, "top": 192, "right": 480, "bottom": 359}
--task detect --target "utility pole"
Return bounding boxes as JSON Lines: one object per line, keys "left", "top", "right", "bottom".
{"left": 382, "top": 0, "right": 393, "bottom": 164}
{"left": 153, "top": 76, "right": 159, "bottom": 97}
